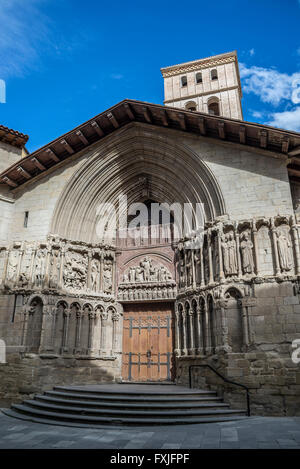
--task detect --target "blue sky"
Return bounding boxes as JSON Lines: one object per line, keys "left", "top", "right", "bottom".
{"left": 0, "top": 0, "right": 299, "bottom": 153}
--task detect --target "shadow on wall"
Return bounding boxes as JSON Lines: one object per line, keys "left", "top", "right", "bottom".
{"left": 0, "top": 296, "right": 121, "bottom": 407}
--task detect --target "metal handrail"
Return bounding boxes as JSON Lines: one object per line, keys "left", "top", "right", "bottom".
{"left": 188, "top": 364, "right": 250, "bottom": 417}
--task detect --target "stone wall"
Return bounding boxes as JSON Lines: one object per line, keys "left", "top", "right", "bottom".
{"left": 175, "top": 277, "right": 300, "bottom": 416}
{"left": 0, "top": 353, "right": 121, "bottom": 407}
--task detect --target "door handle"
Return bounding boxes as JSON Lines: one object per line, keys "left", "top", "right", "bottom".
{"left": 146, "top": 350, "right": 151, "bottom": 358}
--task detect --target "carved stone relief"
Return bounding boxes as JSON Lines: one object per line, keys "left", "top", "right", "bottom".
{"left": 121, "top": 256, "right": 172, "bottom": 284}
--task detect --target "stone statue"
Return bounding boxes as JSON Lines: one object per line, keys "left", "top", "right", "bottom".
{"left": 103, "top": 261, "right": 112, "bottom": 293}
{"left": 277, "top": 229, "right": 293, "bottom": 272}
{"left": 240, "top": 231, "right": 254, "bottom": 274}
{"left": 222, "top": 232, "right": 237, "bottom": 276}
{"left": 49, "top": 250, "right": 60, "bottom": 288}
{"left": 129, "top": 266, "right": 136, "bottom": 283}
{"left": 35, "top": 250, "right": 45, "bottom": 287}
{"left": 91, "top": 260, "right": 99, "bottom": 292}
{"left": 140, "top": 257, "right": 151, "bottom": 281}
{"left": 7, "top": 251, "right": 18, "bottom": 282}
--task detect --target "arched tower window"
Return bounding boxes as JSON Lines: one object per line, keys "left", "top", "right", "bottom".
{"left": 211, "top": 69, "right": 218, "bottom": 80}
{"left": 181, "top": 76, "right": 187, "bottom": 87}
{"left": 207, "top": 97, "right": 220, "bottom": 116}
{"left": 195, "top": 72, "right": 202, "bottom": 84}
{"left": 185, "top": 101, "right": 197, "bottom": 112}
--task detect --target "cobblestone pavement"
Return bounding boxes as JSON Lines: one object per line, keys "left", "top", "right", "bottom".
{"left": 0, "top": 411, "right": 300, "bottom": 449}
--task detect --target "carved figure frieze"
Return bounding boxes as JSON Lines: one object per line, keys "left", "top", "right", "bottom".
{"left": 63, "top": 250, "right": 88, "bottom": 291}
{"left": 121, "top": 256, "right": 173, "bottom": 285}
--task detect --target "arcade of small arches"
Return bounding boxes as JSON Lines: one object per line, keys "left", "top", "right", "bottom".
{"left": 175, "top": 287, "right": 253, "bottom": 358}
{"left": 21, "top": 295, "right": 122, "bottom": 358}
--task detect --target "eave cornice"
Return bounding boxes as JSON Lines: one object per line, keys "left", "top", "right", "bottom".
{"left": 0, "top": 98, "right": 299, "bottom": 190}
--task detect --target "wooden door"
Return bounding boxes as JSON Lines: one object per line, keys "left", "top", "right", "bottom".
{"left": 122, "top": 302, "right": 175, "bottom": 382}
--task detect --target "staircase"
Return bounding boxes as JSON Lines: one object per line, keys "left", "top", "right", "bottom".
{"left": 3, "top": 384, "right": 247, "bottom": 427}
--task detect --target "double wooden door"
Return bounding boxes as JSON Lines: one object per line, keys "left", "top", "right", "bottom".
{"left": 122, "top": 302, "right": 175, "bottom": 382}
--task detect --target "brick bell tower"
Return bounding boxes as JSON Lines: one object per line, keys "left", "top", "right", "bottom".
{"left": 161, "top": 50, "right": 243, "bottom": 120}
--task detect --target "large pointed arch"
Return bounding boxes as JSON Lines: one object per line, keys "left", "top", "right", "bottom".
{"left": 50, "top": 124, "right": 226, "bottom": 243}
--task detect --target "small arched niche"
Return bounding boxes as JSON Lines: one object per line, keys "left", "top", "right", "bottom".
{"left": 207, "top": 97, "right": 220, "bottom": 116}
{"left": 225, "top": 288, "right": 243, "bottom": 352}
{"left": 26, "top": 297, "right": 43, "bottom": 353}
{"left": 185, "top": 101, "right": 197, "bottom": 112}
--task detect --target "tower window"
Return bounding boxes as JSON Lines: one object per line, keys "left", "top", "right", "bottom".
{"left": 208, "top": 98, "right": 220, "bottom": 116}
{"left": 181, "top": 76, "right": 187, "bottom": 87}
{"left": 211, "top": 69, "right": 218, "bottom": 80}
{"left": 185, "top": 101, "right": 197, "bottom": 112}
{"left": 24, "top": 211, "right": 29, "bottom": 228}
{"left": 196, "top": 72, "right": 202, "bottom": 84}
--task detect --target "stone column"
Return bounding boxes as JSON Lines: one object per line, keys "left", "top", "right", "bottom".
{"left": 217, "top": 226, "right": 225, "bottom": 282}
{"left": 61, "top": 308, "right": 71, "bottom": 354}
{"left": 111, "top": 252, "right": 116, "bottom": 294}
{"left": 99, "top": 252, "right": 104, "bottom": 292}
{"left": 87, "top": 251, "right": 92, "bottom": 291}
{"left": 21, "top": 310, "right": 28, "bottom": 346}
{"left": 216, "top": 299, "right": 231, "bottom": 353}
{"left": 88, "top": 311, "right": 96, "bottom": 355}
{"left": 174, "top": 308, "right": 181, "bottom": 357}
{"left": 182, "top": 310, "right": 188, "bottom": 356}
{"left": 188, "top": 309, "right": 195, "bottom": 355}
{"left": 240, "top": 297, "right": 256, "bottom": 349}
{"left": 270, "top": 218, "right": 281, "bottom": 275}
{"left": 207, "top": 230, "right": 214, "bottom": 285}
{"left": 100, "top": 310, "right": 108, "bottom": 355}
{"left": 111, "top": 310, "right": 120, "bottom": 354}
{"left": 204, "top": 300, "right": 211, "bottom": 354}
{"left": 252, "top": 219, "right": 259, "bottom": 275}
{"left": 44, "top": 247, "right": 51, "bottom": 288}
{"left": 49, "top": 306, "right": 57, "bottom": 352}
{"left": 59, "top": 247, "right": 65, "bottom": 290}
{"left": 200, "top": 247, "right": 205, "bottom": 287}
{"left": 291, "top": 217, "right": 300, "bottom": 275}
{"left": 195, "top": 305, "right": 202, "bottom": 355}
{"left": 191, "top": 250, "right": 196, "bottom": 289}
{"left": 74, "top": 310, "right": 82, "bottom": 354}
{"left": 184, "top": 250, "right": 187, "bottom": 288}
{"left": 39, "top": 304, "right": 51, "bottom": 354}
{"left": 234, "top": 224, "right": 242, "bottom": 277}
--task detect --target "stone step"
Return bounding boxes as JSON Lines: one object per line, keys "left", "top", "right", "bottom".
{"left": 53, "top": 386, "right": 217, "bottom": 398}
{"left": 14, "top": 400, "right": 243, "bottom": 418}
{"left": 6, "top": 384, "right": 248, "bottom": 426}
{"left": 3, "top": 407, "right": 248, "bottom": 428}
{"left": 44, "top": 390, "right": 219, "bottom": 403}
{"left": 36, "top": 394, "right": 224, "bottom": 409}
{"left": 8, "top": 403, "right": 246, "bottom": 426}
{"left": 33, "top": 396, "right": 230, "bottom": 412}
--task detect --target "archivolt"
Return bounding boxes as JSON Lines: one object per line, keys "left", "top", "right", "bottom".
{"left": 50, "top": 125, "right": 226, "bottom": 243}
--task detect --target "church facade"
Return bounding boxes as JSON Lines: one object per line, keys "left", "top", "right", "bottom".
{"left": 0, "top": 51, "right": 300, "bottom": 415}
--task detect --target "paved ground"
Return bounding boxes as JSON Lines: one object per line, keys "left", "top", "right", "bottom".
{"left": 0, "top": 411, "right": 300, "bottom": 449}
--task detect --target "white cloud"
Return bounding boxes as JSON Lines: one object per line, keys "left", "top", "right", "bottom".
{"left": 0, "top": 0, "right": 50, "bottom": 78}
{"left": 249, "top": 48, "right": 255, "bottom": 57}
{"left": 251, "top": 110, "right": 263, "bottom": 119}
{"left": 240, "top": 63, "right": 300, "bottom": 106}
{"left": 267, "top": 107, "right": 300, "bottom": 132}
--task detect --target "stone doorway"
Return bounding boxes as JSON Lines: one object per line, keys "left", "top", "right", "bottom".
{"left": 121, "top": 302, "right": 175, "bottom": 382}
